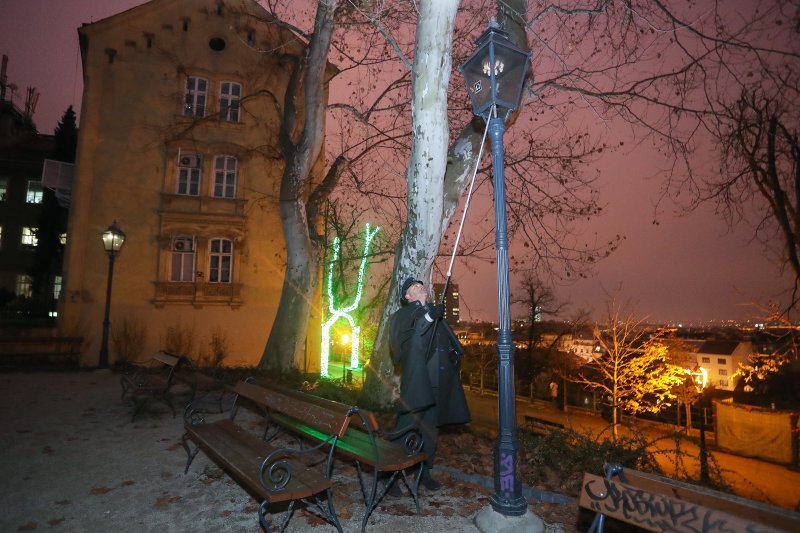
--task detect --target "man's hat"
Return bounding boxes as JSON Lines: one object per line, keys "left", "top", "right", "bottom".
{"left": 399, "top": 276, "right": 423, "bottom": 304}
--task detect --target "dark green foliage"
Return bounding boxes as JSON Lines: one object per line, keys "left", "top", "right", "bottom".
{"left": 520, "top": 427, "right": 661, "bottom": 494}
{"left": 519, "top": 426, "right": 730, "bottom": 497}
{"left": 52, "top": 106, "right": 78, "bottom": 162}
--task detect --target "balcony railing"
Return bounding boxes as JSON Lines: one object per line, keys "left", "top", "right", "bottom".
{"left": 152, "top": 281, "right": 242, "bottom": 308}
{"left": 160, "top": 193, "right": 246, "bottom": 217}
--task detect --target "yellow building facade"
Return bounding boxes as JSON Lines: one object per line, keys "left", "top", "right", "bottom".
{"left": 61, "top": 0, "right": 322, "bottom": 368}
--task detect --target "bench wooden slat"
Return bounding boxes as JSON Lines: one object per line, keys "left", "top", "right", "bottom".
{"left": 580, "top": 470, "right": 800, "bottom": 532}
{"left": 235, "top": 381, "right": 351, "bottom": 438}
{"left": 186, "top": 420, "right": 330, "bottom": 503}
{"left": 264, "top": 382, "right": 381, "bottom": 432}
{"left": 269, "top": 412, "right": 424, "bottom": 471}
{"left": 252, "top": 382, "right": 426, "bottom": 471}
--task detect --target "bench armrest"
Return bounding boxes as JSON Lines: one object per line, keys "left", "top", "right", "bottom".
{"left": 376, "top": 422, "right": 424, "bottom": 455}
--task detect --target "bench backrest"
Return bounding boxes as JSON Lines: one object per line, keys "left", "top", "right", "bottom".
{"left": 152, "top": 351, "right": 181, "bottom": 367}
{"left": 258, "top": 381, "right": 380, "bottom": 432}
{"left": 234, "top": 380, "right": 351, "bottom": 439}
{"left": 580, "top": 468, "right": 800, "bottom": 532}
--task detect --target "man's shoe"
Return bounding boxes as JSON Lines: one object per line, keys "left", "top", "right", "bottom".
{"left": 420, "top": 473, "right": 441, "bottom": 491}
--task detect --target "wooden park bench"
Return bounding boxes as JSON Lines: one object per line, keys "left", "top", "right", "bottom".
{"left": 255, "top": 381, "right": 428, "bottom": 532}
{"left": 119, "top": 352, "right": 224, "bottom": 420}
{"left": 580, "top": 464, "right": 800, "bottom": 532}
{"left": 182, "top": 380, "right": 347, "bottom": 532}
{"left": 119, "top": 352, "right": 229, "bottom": 421}
{"left": 523, "top": 414, "right": 565, "bottom": 434}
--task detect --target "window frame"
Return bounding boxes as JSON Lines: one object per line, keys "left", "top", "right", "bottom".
{"left": 208, "top": 237, "right": 233, "bottom": 283}
{"left": 213, "top": 155, "right": 237, "bottom": 199}
{"left": 218, "top": 81, "right": 242, "bottom": 122}
{"left": 21, "top": 226, "right": 38, "bottom": 248}
{"left": 16, "top": 274, "right": 33, "bottom": 298}
{"left": 169, "top": 235, "right": 196, "bottom": 282}
{"left": 26, "top": 180, "right": 44, "bottom": 204}
{"left": 177, "top": 153, "right": 202, "bottom": 196}
{"left": 183, "top": 76, "right": 208, "bottom": 118}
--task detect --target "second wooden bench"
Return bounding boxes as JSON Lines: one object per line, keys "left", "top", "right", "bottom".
{"left": 255, "top": 381, "right": 428, "bottom": 532}
{"left": 182, "top": 380, "right": 349, "bottom": 532}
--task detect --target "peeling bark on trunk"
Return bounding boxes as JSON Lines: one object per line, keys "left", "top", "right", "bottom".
{"left": 363, "top": 0, "right": 460, "bottom": 402}
{"left": 260, "top": 1, "right": 338, "bottom": 372}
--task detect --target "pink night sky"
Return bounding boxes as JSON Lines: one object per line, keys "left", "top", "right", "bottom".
{"left": 1, "top": 0, "right": 792, "bottom": 324}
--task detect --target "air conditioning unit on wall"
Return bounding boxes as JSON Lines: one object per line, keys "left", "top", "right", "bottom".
{"left": 178, "top": 152, "right": 202, "bottom": 168}
{"left": 172, "top": 237, "right": 194, "bottom": 252}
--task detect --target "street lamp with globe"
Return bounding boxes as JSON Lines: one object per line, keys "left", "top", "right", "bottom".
{"left": 98, "top": 222, "right": 126, "bottom": 369}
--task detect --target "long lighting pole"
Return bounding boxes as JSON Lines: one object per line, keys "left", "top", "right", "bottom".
{"left": 487, "top": 112, "right": 527, "bottom": 515}
{"left": 98, "top": 222, "right": 125, "bottom": 369}
{"left": 459, "top": 18, "right": 531, "bottom": 517}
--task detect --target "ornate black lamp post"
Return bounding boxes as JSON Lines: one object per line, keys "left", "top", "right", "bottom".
{"left": 460, "top": 18, "right": 530, "bottom": 517}
{"left": 98, "top": 222, "right": 126, "bottom": 369}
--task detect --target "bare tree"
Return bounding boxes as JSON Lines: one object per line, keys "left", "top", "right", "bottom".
{"left": 706, "top": 84, "right": 800, "bottom": 304}
{"left": 572, "top": 297, "right": 686, "bottom": 437}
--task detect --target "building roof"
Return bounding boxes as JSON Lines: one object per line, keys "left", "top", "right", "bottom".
{"left": 698, "top": 340, "right": 740, "bottom": 355}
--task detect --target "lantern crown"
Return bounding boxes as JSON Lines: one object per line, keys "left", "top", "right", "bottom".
{"left": 102, "top": 221, "right": 126, "bottom": 254}
{"left": 459, "top": 18, "right": 531, "bottom": 120}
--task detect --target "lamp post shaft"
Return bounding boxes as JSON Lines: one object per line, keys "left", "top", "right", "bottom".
{"left": 98, "top": 252, "right": 116, "bottom": 369}
{"left": 487, "top": 115, "right": 526, "bottom": 515}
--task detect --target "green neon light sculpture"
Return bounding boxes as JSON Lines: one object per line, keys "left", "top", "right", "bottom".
{"left": 320, "top": 223, "right": 380, "bottom": 376}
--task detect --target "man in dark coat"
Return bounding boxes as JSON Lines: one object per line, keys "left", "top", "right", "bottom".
{"left": 389, "top": 276, "right": 471, "bottom": 490}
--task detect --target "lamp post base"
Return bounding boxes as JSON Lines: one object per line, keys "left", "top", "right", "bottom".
{"left": 474, "top": 505, "right": 544, "bottom": 533}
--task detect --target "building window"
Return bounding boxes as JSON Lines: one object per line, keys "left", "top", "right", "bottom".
{"left": 719, "top": 369, "right": 728, "bottom": 376}
{"left": 719, "top": 379, "right": 728, "bottom": 387}
{"left": 183, "top": 76, "right": 208, "bottom": 117}
{"left": 170, "top": 236, "right": 195, "bottom": 282}
{"left": 213, "top": 155, "right": 237, "bottom": 198}
{"left": 218, "top": 82, "right": 241, "bottom": 122}
{"left": 0, "top": 178, "right": 7, "bottom": 201}
{"left": 53, "top": 275, "right": 62, "bottom": 299}
{"left": 177, "top": 153, "right": 202, "bottom": 195}
{"left": 59, "top": 232, "right": 67, "bottom": 245}
{"left": 717, "top": 358, "right": 726, "bottom": 365}
{"left": 701, "top": 356, "right": 710, "bottom": 363}
{"left": 21, "top": 227, "right": 38, "bottom": 248}
{"left": 26, "top": 180, "right": 43, "bottom": 203}
{"left": 16, "top": 274, "right": 33, "bottom": 298}
{"left": 208, "top": 238, "right": 233, "bottom": 282}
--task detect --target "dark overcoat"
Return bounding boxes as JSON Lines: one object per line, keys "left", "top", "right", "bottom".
{"left": 389, "top": 301, "right": 471, "bottom": 426}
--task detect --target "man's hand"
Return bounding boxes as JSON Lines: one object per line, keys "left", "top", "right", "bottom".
{"left": 427, "top": 303, "right": 445, "bottom": 320}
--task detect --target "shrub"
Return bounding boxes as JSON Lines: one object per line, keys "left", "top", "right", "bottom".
{"left": 162, "top": 319, "right": 195, "bottom": 356}
{"left": 111, "top": 315, "right": 146, "bottom": 365}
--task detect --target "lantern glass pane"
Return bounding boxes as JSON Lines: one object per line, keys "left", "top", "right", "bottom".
{"left": 462, "top": 51, "right": 493, "bottom": 115}
{"left": 494, "top": 44, "right": 529, "bottom": 109}
{"left": 102, "top": 225, "right": 126, "bottom": 252}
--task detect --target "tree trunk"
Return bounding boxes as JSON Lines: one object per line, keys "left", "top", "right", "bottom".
{"left": 362, "top": 0, "right": 460, "bottom": 405}
{"left": 263, "top": 201, "right": 318, "bottom": 371}
{"left": 259, "top": 0, "right": 338, "bottom": 371}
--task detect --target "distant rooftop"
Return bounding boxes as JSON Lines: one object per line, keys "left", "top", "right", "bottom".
{"left": 698, "top": 340, "right": 741, "bottom": 355}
